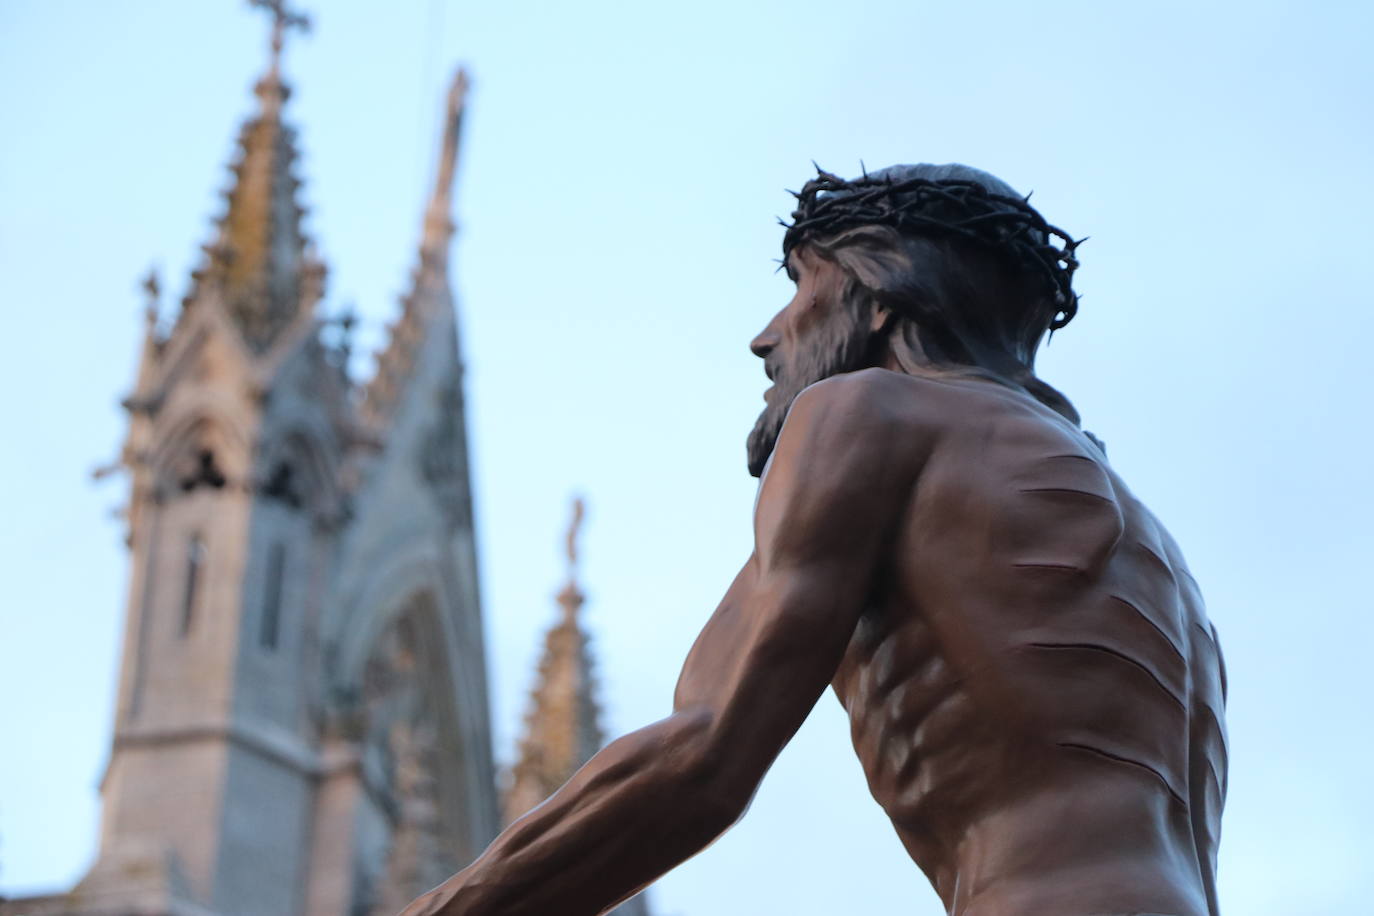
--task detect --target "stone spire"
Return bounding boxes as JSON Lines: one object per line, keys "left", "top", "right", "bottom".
{"left": 361, "top": 67, "right": 469, "bottom": 428}
{"left": 188, "top": 0, "right": 323, "bottom": 352}
{"left": 503, "top": 497, "right": 606, "bottom": 824}
{"left": 420, "top": 68, "right": 469, "bottom": 275}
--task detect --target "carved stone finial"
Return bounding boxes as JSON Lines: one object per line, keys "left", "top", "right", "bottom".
{"left": 338, "top": 303, "right": 357, "bottom": 366}
{"left": 421, "top": 66, "right": 470, "bottom": 261}
{"left": 141, "top": 266, "right": 161, "bottom": 321}
{"left": 138, "top": 266, "right": 162, "bottom": 347}
{"left": 449, "top": 68, "right": 470, "bottom": 110}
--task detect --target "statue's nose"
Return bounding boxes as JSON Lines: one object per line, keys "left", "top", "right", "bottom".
{"left": 750, "top": 320, "right": 780, "bottom": 359}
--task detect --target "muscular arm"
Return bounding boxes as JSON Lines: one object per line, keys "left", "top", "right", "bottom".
{"left": 401, "top": 372, "right": 918, "bottom": 916}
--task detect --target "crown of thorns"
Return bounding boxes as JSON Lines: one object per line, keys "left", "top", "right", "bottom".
{"left": 781, "top": 168, "right": 1084, "bottom": 330}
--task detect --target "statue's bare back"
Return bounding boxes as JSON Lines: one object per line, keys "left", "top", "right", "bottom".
{"left": 827, "top": 372, "right": 1227, "bottom": 916}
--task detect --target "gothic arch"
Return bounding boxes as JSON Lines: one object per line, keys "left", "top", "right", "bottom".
{"left": 150, "top": 305, "right": 255, "bottom": 402}
{"left": 253, "top": 423, "right": 342, "bottom": 522}
{"left": 330, "top": 540, "right": 447, "bottom": 686}
{"left": 327, "top": 534, "right": 491, "bottom": 777}
{"left": 147, "top": 407, "right": 252, "bottom": 496}
{"left": 337, "top": 577, "right": 482, "bottom": 908}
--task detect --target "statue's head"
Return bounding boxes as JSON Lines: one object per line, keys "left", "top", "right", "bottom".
{"left": 746, "top": 163, "right": 1083, "bottom": 477}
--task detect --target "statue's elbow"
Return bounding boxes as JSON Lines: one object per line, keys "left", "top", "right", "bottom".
{"left": 668, "top": 712, "right": 755, "bottom": 836}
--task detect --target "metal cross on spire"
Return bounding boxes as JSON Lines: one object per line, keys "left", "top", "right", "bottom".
{"left": 249, "top": 0, "right": 311, "bottom": 75}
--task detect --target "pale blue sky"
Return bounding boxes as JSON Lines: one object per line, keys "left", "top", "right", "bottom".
{"left": 2, "top": 1, "right": 1371, "bottom": 913}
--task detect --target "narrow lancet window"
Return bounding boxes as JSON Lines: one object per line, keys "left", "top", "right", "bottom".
{"left": 180, "top": 534, "right": 206, "bottom": 636}
{"left": 260, "top": 542, "right": 286, "bottom": 650}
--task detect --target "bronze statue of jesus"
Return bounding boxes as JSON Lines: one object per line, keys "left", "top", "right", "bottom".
{"left": 402, "top": 163, "right": 1228, "bottom": 916}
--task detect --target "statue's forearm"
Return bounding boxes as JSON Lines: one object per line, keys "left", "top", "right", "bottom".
{"left": 404, "top": 710, "right": 742, "bottom": 916}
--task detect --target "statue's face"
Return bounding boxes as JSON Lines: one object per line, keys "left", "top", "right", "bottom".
{"left": 746, "top": 246, "right": 875, "bottom": 477}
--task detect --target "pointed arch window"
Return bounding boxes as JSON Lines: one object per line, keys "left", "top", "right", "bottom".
{"left": 180, "top": 534, "right": 206, "bottom": 636}
{"left": 260, "top": 542, "right": 287, "bottom": 650}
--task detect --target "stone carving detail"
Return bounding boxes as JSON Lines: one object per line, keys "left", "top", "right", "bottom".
{"left": 179, "top": 448, "right": 228, "bottom": 493}
{"left": 371, "top": 715, "right": 447, "bottom": 915}
{"left": 418, "top": 371, "right": 471, "bottom": 530}
{"left": 355, "top": 610, "right": 454, "bottom": 915}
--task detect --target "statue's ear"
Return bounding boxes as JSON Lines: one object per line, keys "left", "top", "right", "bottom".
{"left": 869, "top": 303, "right": 897, "bottom": 335}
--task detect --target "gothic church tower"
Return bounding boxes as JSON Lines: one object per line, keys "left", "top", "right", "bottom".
{"left": 3, "top": 6, "right": 499, "bottom": 915}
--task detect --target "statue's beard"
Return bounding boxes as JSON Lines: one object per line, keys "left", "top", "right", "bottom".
{"left": 746, "top": 306, "right": 876, "bottom": 478}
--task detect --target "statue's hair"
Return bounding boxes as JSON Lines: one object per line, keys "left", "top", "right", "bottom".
{"left": 783, "top": 165, "right": 1083, "bottom": 331}
{"left": 801, "top": 218, "right": 1082, "bottom": 425}
{"left": 781, "top": 164, "right": 1084, "bottom": 425}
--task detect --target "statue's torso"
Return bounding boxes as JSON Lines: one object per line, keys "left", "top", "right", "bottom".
{"left": 830, "top": 375, "right": 1227, "bottom": 916}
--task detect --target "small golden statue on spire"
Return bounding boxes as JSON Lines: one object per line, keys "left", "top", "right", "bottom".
{"left": 565, "top": 495, "right": 585, "bottom": 578}
{"left": 248, "top": 0, "right": 310, "bottom": 76}
{"left": 557, "top": 496, "right": 586, "bottom": 620}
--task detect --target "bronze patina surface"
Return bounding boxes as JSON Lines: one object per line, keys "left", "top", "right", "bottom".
{"left": 402, "top": 164, "right": 1228, "bottom": 916}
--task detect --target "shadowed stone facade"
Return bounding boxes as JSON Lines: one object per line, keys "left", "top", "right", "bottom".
{"left": 1, "top": 11, "right": 498, "bottom": 916}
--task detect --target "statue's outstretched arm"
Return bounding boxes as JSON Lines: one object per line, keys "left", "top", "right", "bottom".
{"left": 400, "top": 371, "right": 918, "bottom": 916}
